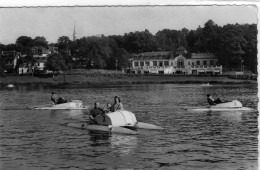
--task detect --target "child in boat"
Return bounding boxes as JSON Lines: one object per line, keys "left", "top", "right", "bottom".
{"left": 111, "top": 96, "right": 124, "bottom": 112}
{"left": 51, "top": 92, "right": 67, "bottom": 105}
{"left": 104, "top": 103, "right": 112, "bottom": 113}
{"left": 207, "top": 94, "right": 224, "bottom": 105}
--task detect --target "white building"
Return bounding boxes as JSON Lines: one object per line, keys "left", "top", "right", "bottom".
{"left": 130, "top": 50, "right": 222, "bottom": 75}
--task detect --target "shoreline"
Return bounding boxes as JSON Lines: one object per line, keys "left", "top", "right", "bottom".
{"left": 0, "top": 74, "right": 257, "bottom": 88}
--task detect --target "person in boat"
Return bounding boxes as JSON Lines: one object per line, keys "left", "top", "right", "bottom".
{"left": 103, "top": 103, "right": 112, "bottom": 113}
{"left": 111, "top": 96, "right": 124, "bottom": 112}
{"left": 207, "top": 94, "right": 224, "bottom": 105}
{"left": 51, "top": 92, "right": 67, "bottom": 105}
{"left": 89, "top": 102, "right": 105, "bottom": 122}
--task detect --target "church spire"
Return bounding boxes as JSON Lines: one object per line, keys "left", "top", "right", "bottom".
{"left": 73, "top": 22, "right": 77, "bottom": 41}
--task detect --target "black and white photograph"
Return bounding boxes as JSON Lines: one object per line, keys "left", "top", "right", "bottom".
{"left": 0, "top": 1, "right": 258, "bottom": 170}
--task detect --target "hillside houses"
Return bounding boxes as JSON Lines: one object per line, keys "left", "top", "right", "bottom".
{"left": 0, "top": 46, "right": 62, "bottom": 74}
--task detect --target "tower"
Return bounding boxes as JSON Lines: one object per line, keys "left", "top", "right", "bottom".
{"left": 73, "top": 22, "right": 77, "bottom": 41}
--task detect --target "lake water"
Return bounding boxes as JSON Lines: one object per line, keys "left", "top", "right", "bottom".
{"left": 0, "top": 84, "right": 258, "bottom": 170}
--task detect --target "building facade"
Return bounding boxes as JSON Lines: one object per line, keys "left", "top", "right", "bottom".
{"left": 130, "top": 51, "right": 222, "bottom": 75}
{"left": 31, "top": 46, "right": 59, "bottom": 71}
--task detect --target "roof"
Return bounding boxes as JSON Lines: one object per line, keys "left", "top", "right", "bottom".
{"left": 31, "top": 46, "right": 50, "bottom": 54}
{"left": 176, "top": 46, "right": 186, "bottom": 51}
{"left": 191, "top": 53, "right": 217, "bottom": 59}
{"left": 133, "top": 51, "right": 174, "bottom": 60}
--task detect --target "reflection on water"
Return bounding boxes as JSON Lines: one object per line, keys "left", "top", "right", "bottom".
{"left": 219, "top": 111, "right": 243, "bottom": 122}
{"left": 0, "top": 84, "right": 258, "bottom": 170}
{"left": 110, "top": 134, "right": 137, "bottom": 156}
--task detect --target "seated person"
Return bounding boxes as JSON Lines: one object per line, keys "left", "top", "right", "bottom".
{"left": 207, "top": 94, "right": 224, "bottom": 105}
{"left": 89, "top": 102, "right": 104, "bottom": 123}
{"left": 51, "top": 92, "right": 57, "bottom": 104}
{"left": 111, "top": 96, "right": 124, "bottom": 112}
{"left": 51, "top": 92, "right": 67, "bottom": 105}
{"left": 103, "top": 103, "right": 112, "bottom": 113}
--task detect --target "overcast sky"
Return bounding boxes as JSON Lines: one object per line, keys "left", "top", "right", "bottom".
{"left": 0, "top": 5, "right": 257, "bottom": 45}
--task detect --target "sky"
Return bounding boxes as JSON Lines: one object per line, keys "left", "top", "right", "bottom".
{"left": 0, "top": 5, "right": 257, "bottom": 45}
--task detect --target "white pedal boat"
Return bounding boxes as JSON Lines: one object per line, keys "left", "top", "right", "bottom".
{"left": 201, "top": 83, "right": 212, "bottom": 87}
{"left": 34, "top": 100, "right": 89, "bottom": 110}
{"left": 191, "top": 100, "right": 256, "bottom": 112}
{"left": 64, "top": 110, "right": 164, "bottom": 135}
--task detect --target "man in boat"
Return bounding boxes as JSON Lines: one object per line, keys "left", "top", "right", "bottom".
{"left": 51, "top": 92, "right": 67, "bottom": 105}
{"left": 111, "top": 96, "right": 124, "bottom": 112}
{"left": 89, "top": 102, "right": 105, "bottom": 123}
{"left": 207, "top": 94, "right": 224, "bottom": 105}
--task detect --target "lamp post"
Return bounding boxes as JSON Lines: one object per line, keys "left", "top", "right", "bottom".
{"left": 116, "top": 60, "right": 118, "bottom": 74}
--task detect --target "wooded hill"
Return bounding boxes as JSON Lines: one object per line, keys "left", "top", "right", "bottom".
{"left": 0, "top": 19, "right": 257, "bottom": 74}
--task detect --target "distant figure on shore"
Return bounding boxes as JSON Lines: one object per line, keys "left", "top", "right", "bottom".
{"left": 89, "top": 102, "right": 104, "bottom": 121}
{"left": 207, "top": 94, "right": 224, "bottom": 105}
{"left": 111, "top": 96, "right": 124, "bottom": 112}
{"left": 51, "top": 92, "right": 67, "bottom": 105}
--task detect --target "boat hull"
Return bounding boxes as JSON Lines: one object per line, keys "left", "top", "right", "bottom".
{"left": 136, "top": 122, "right": 164, "bottom": 130}
{"left": 92, "top": 110, "right": 137, "bottom": 127}
{"left": 191, "top": 100, "right": 256, "bottom": 112}
{"left": 191, "top": 107, "right": 255, "bottom": 112}
{"left": 64, "top": 122, "right": 138, "bottom": 135}
{"left": 33, "top": 100, "right": 89, "bottom": 110}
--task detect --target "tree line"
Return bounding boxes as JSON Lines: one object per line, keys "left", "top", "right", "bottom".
{"left": 0, "top": 19, "right": 257, "bottom": 74}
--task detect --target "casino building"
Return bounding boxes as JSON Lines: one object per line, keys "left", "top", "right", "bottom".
{"left": 130, "top": 47, "right": 222, "bottom": 75}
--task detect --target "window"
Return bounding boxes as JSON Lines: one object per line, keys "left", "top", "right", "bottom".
{"left": 171, "top": 62, "right": 174, "bottom": 66}
{"left": 203, "top": 60, "right": 207, "bottom": 65}
{"left": 164, "top": 61, "right": 169, "bottom": 66}
{"left": 134, "top": 62, "right": 139, "bottom": 67}
{"left": 145, "top": 61, "right": 150, "bottom": 66}
{"left": 210, "top": 60, "right": 214, "bottom": 65}
{"left": 140, "top": 61, "right": 144, "bottom": 66}
{"left": 192, "top": 62, "right": 194, "bottom": 65}
{"left": 153, "top": 61, "right": 157, "bottom": 66}
{"left": 159, "top": 61, "right": 163, "bottom": 67}
{"left": 196, "top": 60, "right": 200, "bottom": 65}
{"left": 188, "top": 62, "right": 190, "bottom": 65}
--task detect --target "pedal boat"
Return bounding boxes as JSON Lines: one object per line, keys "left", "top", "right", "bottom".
{"left": 34, "top": 100, "right": 88, "bottom": 110}
{"left": 200, "top": 83, "right": 212, "bottom": 87}
{"left": 64, "top": 110, "right": 164, "bottom": 135}
{"left": 191, "top": 100, "right": 256, "bottom": 112}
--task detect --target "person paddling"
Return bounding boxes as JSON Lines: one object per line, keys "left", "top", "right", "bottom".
{"left": 207, "top": 94, "right": 224, "bottom": 105}
{"left": 89, "top": 102, "right": 105, "bottom": 123}
{"left": 51, "top": 92, "right": 67, "bottom": 105}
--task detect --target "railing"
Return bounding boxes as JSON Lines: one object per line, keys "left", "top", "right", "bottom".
{"left": 133, "top": 66, "right": 173, "bottom": 70}
{"left": 189, "top": 65, "right": 222, "bottom": 69}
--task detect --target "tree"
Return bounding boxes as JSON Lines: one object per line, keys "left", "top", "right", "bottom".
{"left": 217, "top": 24, "right": 247, "bottom": 70}
{"left": 108, "top": 37, "right": 130, "bottom": 69}
{"left": 202, "top": 19, "right": 220, "bottom": 53}
{"left": 16, "top": 36, "right": 33, "bottom": 55}
{"left": 16, "top": 36, "right": 33, "bottom": 47}
{"left": 124, "top": 29, "right": 158, "bottom": 53}
{"left": 33, "top": 36, "right": 48, "bottom": 47}
{"left": 45, "top": 53, "right": 68, "bottom": 80}
{"left": 0, "top": 57, "right": 6, "bottom": 76}
{"left": 57, "top": 36, "right": 71, "bottom": 49}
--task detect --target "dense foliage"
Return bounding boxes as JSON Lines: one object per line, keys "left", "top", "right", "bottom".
{"left": 0, "top": 20, "right": 257, "bottom": 73}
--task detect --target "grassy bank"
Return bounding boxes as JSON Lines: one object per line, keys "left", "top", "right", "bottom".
{"left": 0, "top": 73, "right": 256, "bottom": 88}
